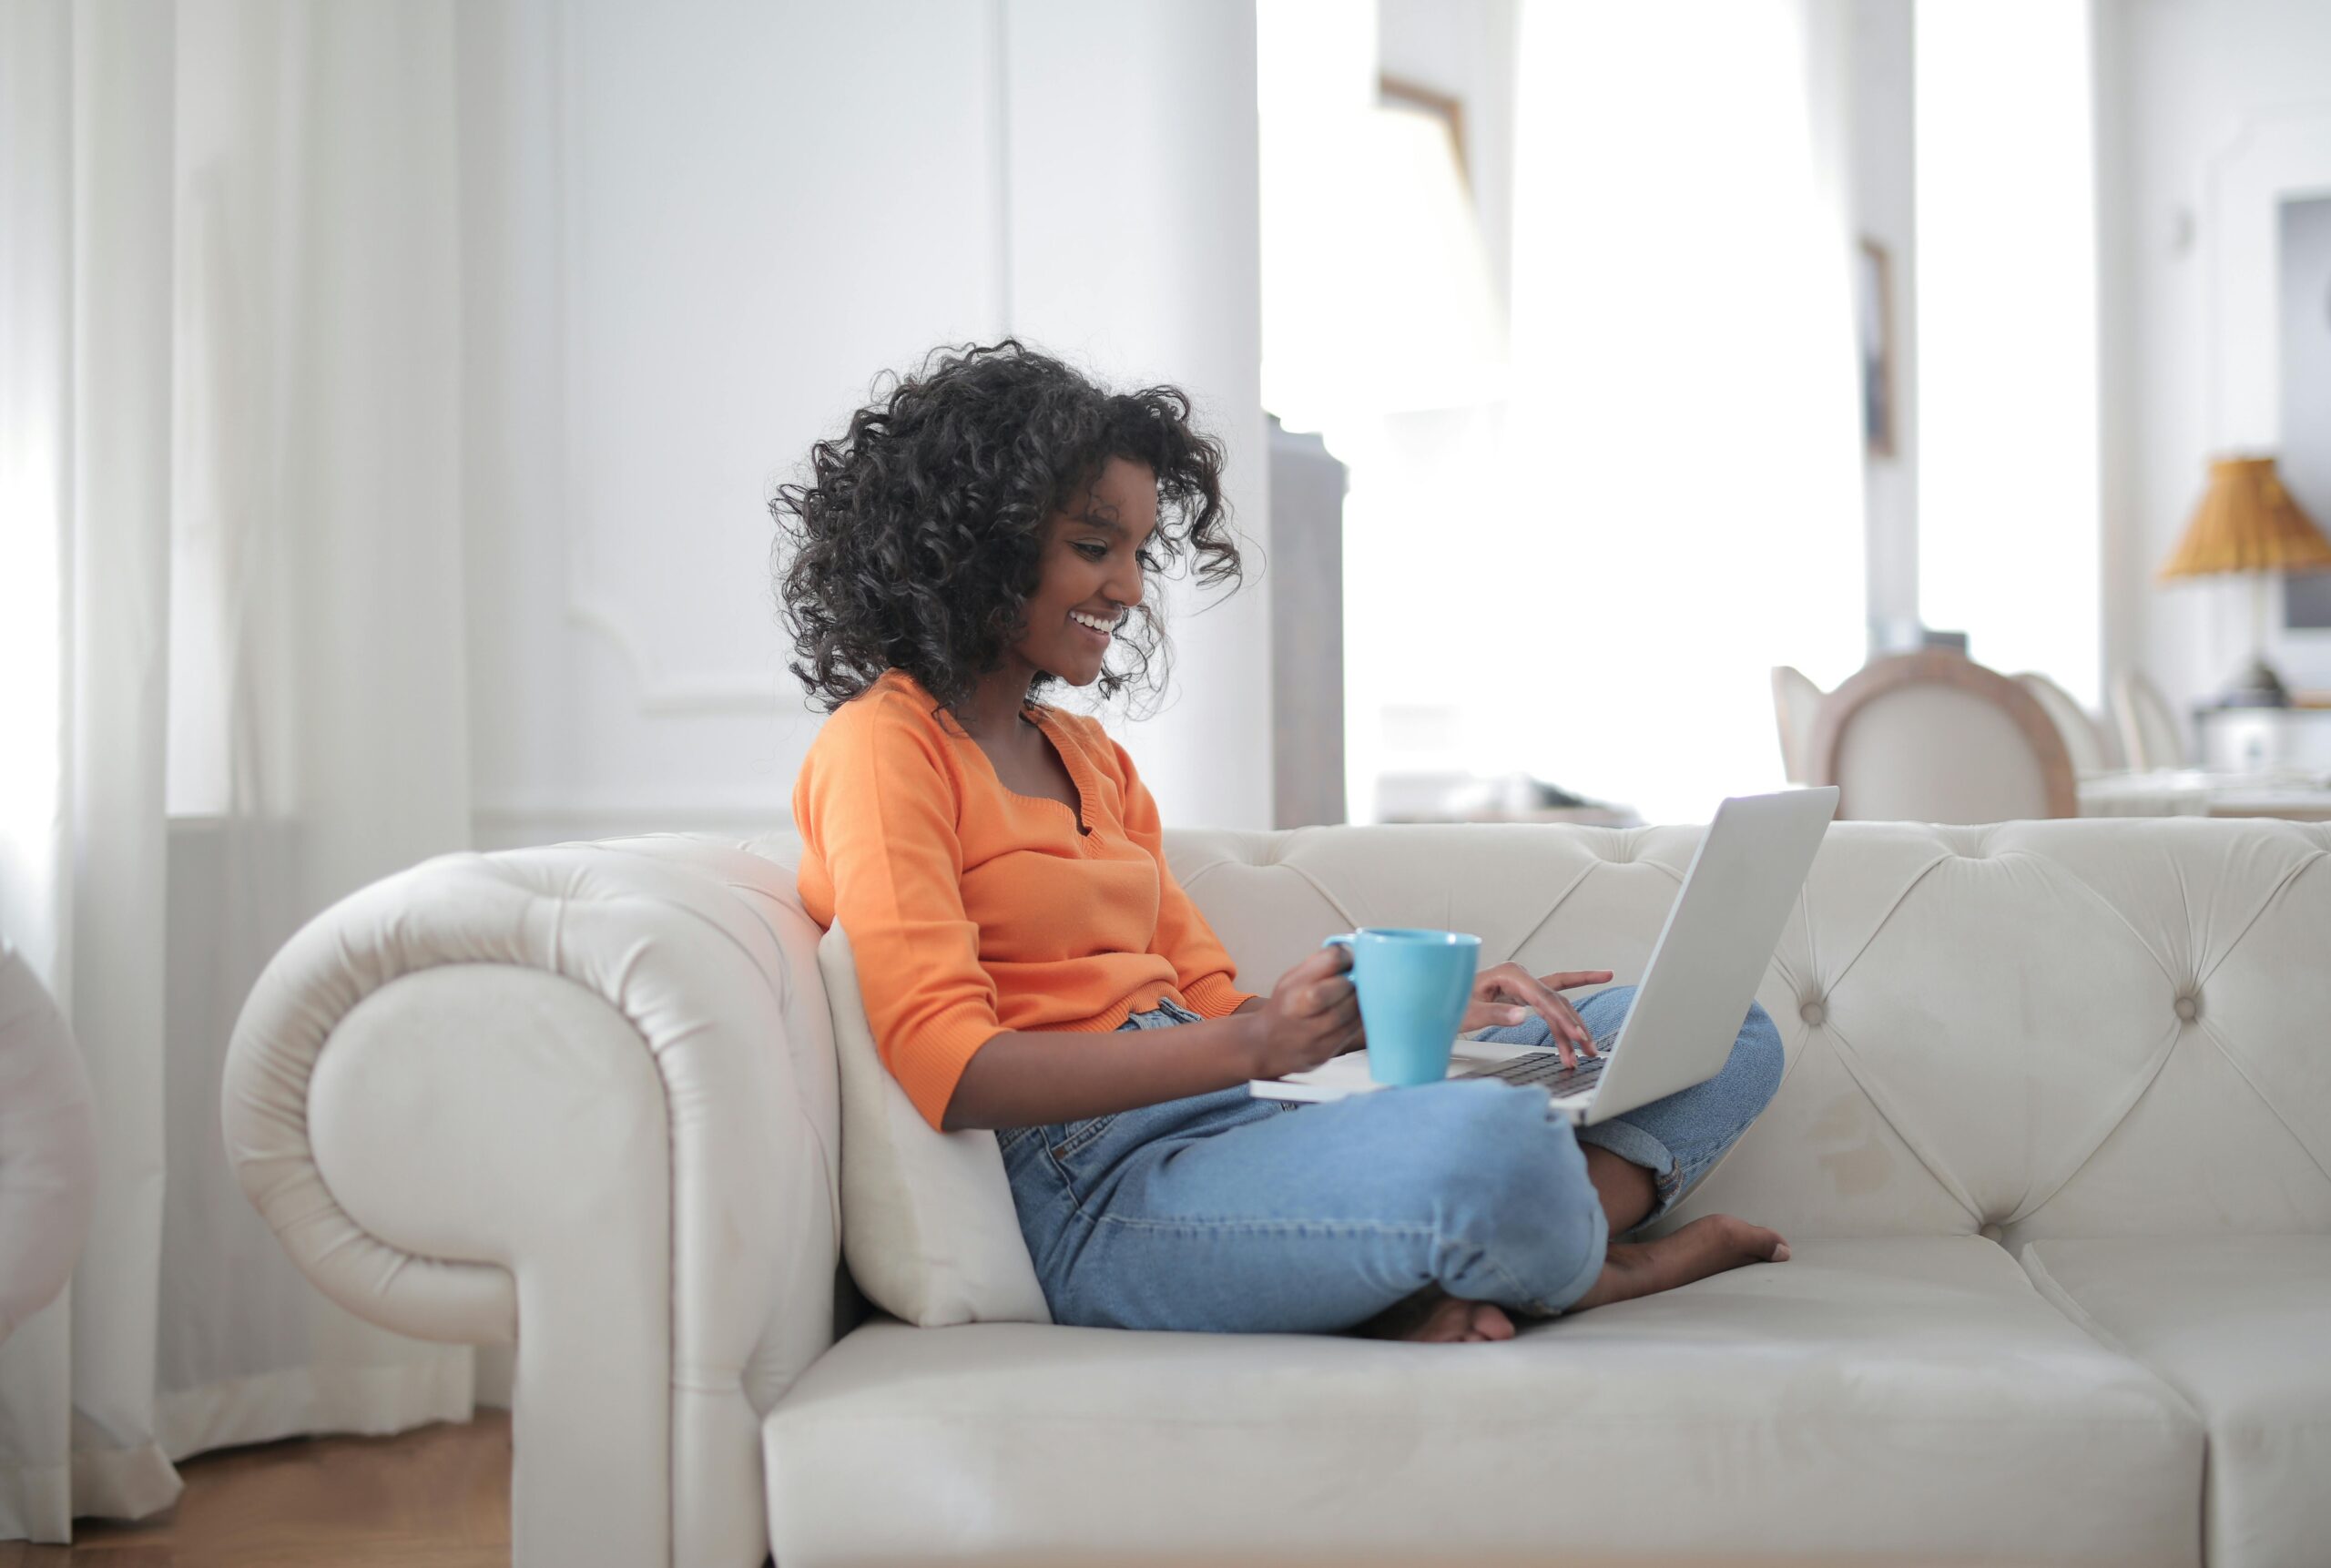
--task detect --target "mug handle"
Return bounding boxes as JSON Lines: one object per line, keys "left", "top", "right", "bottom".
{"left": 1320, "top": 933, "right": 1355, "bottom": 953}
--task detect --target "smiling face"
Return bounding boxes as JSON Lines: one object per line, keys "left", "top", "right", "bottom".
{"left": 1009, "top": 455, "right": 1158, "bottom": 688}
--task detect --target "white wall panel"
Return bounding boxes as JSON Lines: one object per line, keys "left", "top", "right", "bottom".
{"left": 461, "top": 0, "right": 1270, "bottom": 848}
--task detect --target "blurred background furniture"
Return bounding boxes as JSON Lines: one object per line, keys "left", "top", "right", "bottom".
{"left": 1809, "top": 651, "right": 2078, "bottom": 822}
{"left": 1267, "top": 415, "right": 1349, "bottom": 829}
{"left": 2155, "top": 454, "right": 2331, "bottom": 707}
{"left": 2079, "top": 770, "right": 2331, "bottom": 821}
{"left": 1374, "top": 770, "right": 1641, "bottom": 827}
{"left": 2195, "top": 701, "right": 2331, "bottom": 772}
{"left": 1769, "top": 665, "right": 1825, "bottom": 785}
{"left": 2014, "top": 672, "right": 2119, "bottom": 775}
{"left": 2112, "top": 669, "right": 2191, "bottom": 770}
{"left": 0, "top": 943, "right": 99, "bottom": 1345}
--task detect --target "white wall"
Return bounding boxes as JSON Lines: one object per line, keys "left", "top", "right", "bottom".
{"left": 1004, "top": 0, "right": 1272, "bottom": 831}
{"left": 1917, "top": 0, "right": 2102, "bottom": 705}
{"left": 458, "top": 0, "right": 1269, "bottom": 850}
{"left": 2096, "top": 0, "right": 2331, "bottom": 724}
{"left": 1848, "top": 0, "right": 1919, "bottom": 643}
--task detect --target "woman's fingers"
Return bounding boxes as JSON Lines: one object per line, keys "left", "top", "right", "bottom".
{"left": 1528, "top": 968, "right": 1613, "bottom": 1055}
{"left": 1542, "top": 970, "right": 1614, "bottom": 991}
{"left": 1494, "top": 965, "right": 1597, "bottom": 1062}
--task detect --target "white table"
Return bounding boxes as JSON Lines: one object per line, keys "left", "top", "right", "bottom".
{"left": 2079, "top": 767, "right": 2331, "bottom": 821}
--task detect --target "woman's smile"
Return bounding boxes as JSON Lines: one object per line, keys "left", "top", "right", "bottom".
{"left": 1069, "top": 608, "right": 1117, "bottom": 648}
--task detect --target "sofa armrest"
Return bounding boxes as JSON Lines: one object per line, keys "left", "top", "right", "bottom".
{"left": 222, "top": 834, "right": 840, "bottom": 1568}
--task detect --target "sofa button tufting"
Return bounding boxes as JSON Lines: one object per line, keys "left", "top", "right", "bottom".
{"left": 2174, "top": 995, "right": 2198, "bottom": 1023}
{"left": 1799, "top": 1001, "right": 1827, "bottom": 1026}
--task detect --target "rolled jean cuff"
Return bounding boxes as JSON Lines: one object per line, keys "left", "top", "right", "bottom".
{"left": 1575, "top": 1117, "right": 1683, "bottom": 1233}
{"left": 1536, "top": 1193, "right": 1612, "bottom": 1315}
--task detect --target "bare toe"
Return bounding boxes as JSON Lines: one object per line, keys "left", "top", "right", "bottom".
{"left": 1406, "top": 1294, "right": 1478, "bottom": 1341}
{"left": 1355, "top": 1288, "right": 1524, "bottom": 1343}
{"left": 1469, "top": 1303, "right": 1517, "bottom": 1341}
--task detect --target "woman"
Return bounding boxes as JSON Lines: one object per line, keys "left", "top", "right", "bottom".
{"left": 776, "top": 340, "right": 1788, "bottom": 1343}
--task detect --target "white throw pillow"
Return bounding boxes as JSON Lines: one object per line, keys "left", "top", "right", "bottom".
{"left": 817, "top": 922, "right": 1053, "bottom": 1327}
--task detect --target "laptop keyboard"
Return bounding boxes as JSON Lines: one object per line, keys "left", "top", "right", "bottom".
{"left": 1458, "top": 1050, "right": 1609, "bottom": 1099}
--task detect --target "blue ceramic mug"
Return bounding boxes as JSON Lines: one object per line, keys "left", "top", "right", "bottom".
{"left": 1320, "top": 927, "right": 1482, "bottom": 1087}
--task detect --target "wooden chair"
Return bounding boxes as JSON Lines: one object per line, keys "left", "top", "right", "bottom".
{"left": 1809, "top": 651, "right": 2079, "bottom": 821}
{"left": 2112, "top": 669, "right": 2189, "bottom": 771}
{"left": 1770, "top": 666, "right": 1825, "bottom": 785}
{"left": 2014, "top": 671, "right": 2118, "bottom": 775}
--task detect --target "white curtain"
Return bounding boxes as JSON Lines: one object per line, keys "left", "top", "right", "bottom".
{"left": 1491, "top": 0, "right": 1867, "bottom": 822}
{"left": 0, "top": 0, "right": 474, "bottom": 1541}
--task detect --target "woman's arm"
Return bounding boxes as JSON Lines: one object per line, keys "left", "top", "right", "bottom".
{"left": 941, "top": 1013, "right": 1261, "bottom": 1130}
{"left": 942, "top": 954, "right": 1357, "bottom": 1130}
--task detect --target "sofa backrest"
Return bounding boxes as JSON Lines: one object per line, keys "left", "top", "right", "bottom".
{"left": 748, "top": 816, "right": 2330, "bottom": 1247}
{"left": 1157, "top": 818, "right": 2331, "bottom": 1249}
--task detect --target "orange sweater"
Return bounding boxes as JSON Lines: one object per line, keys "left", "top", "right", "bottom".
{"left": 793, "top": 669, "right": 1257, "bottom": 1131}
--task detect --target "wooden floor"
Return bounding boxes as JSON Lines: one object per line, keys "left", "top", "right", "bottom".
{"left": 0, "top": 1413, "right": 510, "bottom": 1568}
{"left": 1, "top": 1415, "right": 1974, "bottom": 1567}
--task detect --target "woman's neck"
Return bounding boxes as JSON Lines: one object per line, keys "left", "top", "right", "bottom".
{"left": 956, "top": 665, "right": 1040, "bottom": 742}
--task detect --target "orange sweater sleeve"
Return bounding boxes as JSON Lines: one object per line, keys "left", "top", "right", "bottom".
{"left": 1104, "top": 735, "right": 1259, "bottom": 1019}
{"left": 797, "top": 695, "right": 1003, "bottom": 1131}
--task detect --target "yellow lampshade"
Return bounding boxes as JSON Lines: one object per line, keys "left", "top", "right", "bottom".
{"left": 2157, "top": 455, "right": 2331, "bottom": 581}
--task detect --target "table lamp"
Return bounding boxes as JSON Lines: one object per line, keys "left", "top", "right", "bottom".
{"left": 2157, "top": 454, "right": 2331, "bottom": 707}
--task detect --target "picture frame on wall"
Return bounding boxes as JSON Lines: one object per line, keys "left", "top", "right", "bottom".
{"left": 1857, "top": 237, "right": 1898, "bottom": 459}
{"left": 2281, "top": 193, "right": 2331, "bottom": 629}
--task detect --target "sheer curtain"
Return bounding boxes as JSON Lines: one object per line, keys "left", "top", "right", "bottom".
{"left": 0, "top": 0, "right": 473, "bottom": 1541}
{"left": 1489, "top": 0, "right": 1867, "bottom": 822}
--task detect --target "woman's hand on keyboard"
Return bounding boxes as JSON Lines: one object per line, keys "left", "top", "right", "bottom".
{"left": 1461, "top": 963, "right": 1613, "bottom": 1067}
{"left": 1244, "top": 946, "right": 1366, "bottom": 1080}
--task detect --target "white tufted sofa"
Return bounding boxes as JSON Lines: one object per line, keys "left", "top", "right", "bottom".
{"left": 222, "top": 818, "right": 2331, "bottom": 1568}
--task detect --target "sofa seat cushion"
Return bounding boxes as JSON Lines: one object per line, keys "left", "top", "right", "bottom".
{"left": 2022, "top": 1237, "right": 2331, "bottom": 1568}
{"left": 764, "top": 1237, "right": 2200, "bottom": 1566}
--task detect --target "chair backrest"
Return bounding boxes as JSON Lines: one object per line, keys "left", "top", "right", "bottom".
{"left": 0, "top": 945, "right": 98, "bottom": 1342}
{"left": 1808, "top": 651, "right": 2079, "bottom": 822}
{"left": 2015, "top": 671, "right": 2116, "bottom": 774}
{"left": 1769, "top": 665, "right": 1824, "bottom": 785}
{"left": 2112, "top": 668, "right": 2188, "bottom": 770}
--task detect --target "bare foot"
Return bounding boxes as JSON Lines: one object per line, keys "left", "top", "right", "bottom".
{"left": 1568, "top": 1214, "right": 1790, "bottom": 1312}
{"left": 1353, "top": 1286, "right": 1518, "bottom": 1342}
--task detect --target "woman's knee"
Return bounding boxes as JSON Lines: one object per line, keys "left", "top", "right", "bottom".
{"left": 1406, "top": 1084, "right": 1601, "bottom": 1253}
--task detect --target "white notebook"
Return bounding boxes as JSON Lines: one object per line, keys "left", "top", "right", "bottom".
{"left": 1248, "top": 1034, "right": 1552, "bottom": 1103}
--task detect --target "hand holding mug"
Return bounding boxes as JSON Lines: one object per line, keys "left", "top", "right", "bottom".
{"left": 1245, "top": 946, "right": 1364, "bottom": 1080}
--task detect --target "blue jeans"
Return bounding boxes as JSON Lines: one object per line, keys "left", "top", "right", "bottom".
{"left": 998, "top": 985, "right": 1783, "bottom": 1334}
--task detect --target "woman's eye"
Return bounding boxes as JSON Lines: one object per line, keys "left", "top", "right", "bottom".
{"left": 1073, "top": 540, "right": 1158, "bottom": 570}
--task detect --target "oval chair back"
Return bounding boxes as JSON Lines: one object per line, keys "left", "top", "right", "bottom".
{"left": 1809, "top": 652, "right": 2079, "bottom": 822}
{"left": 1770, "top": 666, "right": 1825, "bottom": 785}
{"left": 2015, "top": 671, "right": 2117, "bottom": 775}
{"left": 2112, "top": 669, "right": 2189, "bottom": 771}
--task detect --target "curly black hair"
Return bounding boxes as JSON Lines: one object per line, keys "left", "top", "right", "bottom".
{"left": 770, "top": 339, "right": 1242, "bottom": 721}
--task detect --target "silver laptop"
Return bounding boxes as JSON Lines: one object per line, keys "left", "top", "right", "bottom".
{"left": 1249, "top": 787, "right": 1838, "bottom": 1124}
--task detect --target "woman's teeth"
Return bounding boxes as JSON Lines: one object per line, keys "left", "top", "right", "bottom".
{"left": 1070, "top": 611, "right": 1114, "bottom": 634}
